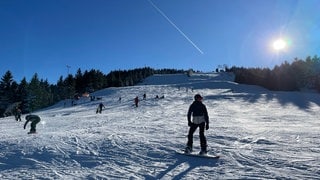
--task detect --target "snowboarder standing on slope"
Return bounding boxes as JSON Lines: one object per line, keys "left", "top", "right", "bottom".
{"left": 134, "top": 96, "right": 139, "bottom": 107}
{"left": 185, "top": 94, "right": 209, "bottom": 155}
{"left": 96, "top": 103, "right": 105, "bottom": 114}
{"left": 24, "top": 115, "right": 41, "bottom": 134}
{"left": 15, "top": 107, "right": 22, "bottom": 121}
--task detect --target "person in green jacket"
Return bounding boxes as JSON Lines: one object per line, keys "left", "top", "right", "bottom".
{"left": 24, "top": 115, "right": 41, "bottom": 134}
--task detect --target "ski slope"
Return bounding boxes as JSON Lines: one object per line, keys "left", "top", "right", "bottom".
{"left": 1, "top": 72, "right": 319, "bottom": 179}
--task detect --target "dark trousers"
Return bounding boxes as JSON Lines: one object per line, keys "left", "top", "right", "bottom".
{"left": 30, "top": 119, "right": 40, "bottom": 132}
{"left": 187, "top": 122, "right": 207, "bottom": 149}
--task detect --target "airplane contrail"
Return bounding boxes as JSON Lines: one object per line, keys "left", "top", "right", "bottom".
{"left": 148, "top": 0, "right": 204, "bottom": 54}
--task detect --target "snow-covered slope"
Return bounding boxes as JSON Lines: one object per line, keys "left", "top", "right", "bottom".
{"left": 1, "top": 72, "right": 319, "bottom": 179}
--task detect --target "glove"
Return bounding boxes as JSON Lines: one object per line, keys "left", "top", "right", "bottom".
{"left": 206, "top": 124, "right": 209, "bottom": 130}
{"left": 188, "top": 121, "right": 193, "bottom": 127}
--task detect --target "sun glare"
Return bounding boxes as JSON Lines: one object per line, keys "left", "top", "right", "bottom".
{"left": 273, "top": 39, "right": 286, "bottom": 50}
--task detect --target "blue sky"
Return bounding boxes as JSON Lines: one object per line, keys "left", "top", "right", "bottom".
{"left": 0, "top": 0, "right": 319, "bottom": 84}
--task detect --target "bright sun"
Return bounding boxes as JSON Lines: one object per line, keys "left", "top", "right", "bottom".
{"left": 273, "top": 39, "right": 287, "bottom": 50}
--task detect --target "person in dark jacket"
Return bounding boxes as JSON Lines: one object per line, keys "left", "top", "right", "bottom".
{"left": 185, "top": 94, "right": 209, "bottom": 154}
{"left": 24, "top": 115, "right": 41, "bottom": 134}
{"left": 134, "top": 96, "right": 139, "bottom": 107}
{"left": 15, "top": 107, "right": 22, "bottom": 121}
{"left": 96, "top": 103, "right": 105, "bottom": 114}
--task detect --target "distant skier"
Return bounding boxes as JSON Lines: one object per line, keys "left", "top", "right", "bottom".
{"left": 96, "top": 103, "right": 105, "bottom": 114}
{"left": 24, "top": 115, "right": 41, "bottom": 134}
{"left": 15, "top": 107, "right": 22, "bottom": 121}
{"left": 134, "top": 96, "right": 139, "bottom": 107}
{"left": 185, "top": 94, "right": 209, "bottom": 155}
{"left": 143, "top": 93, "right": 146, "bottom": 100}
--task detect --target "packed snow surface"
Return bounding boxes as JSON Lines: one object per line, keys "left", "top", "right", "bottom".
{"left": 1, "top": 72, "right": 319, "bottom": 179}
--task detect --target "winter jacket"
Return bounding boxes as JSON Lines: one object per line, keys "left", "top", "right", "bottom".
{"left": 187, "top": 101, "right": 209, "bottom": 124}
{"left": 24, "top": 115, "right": 41, "bottom": 129}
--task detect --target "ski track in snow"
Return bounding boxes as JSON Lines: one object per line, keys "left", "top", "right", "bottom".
{"left": 1, "top": 73, "right": 320, "bottom": 179}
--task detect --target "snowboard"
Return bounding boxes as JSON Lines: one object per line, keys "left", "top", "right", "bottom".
{"left": 176, "top": 150, "right": 220, "bottom": 159}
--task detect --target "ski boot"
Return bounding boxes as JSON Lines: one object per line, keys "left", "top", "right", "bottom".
{"left": 199, "top": 146, "right": 208, "bottom": 155}
{"left": 184, "top": 146, "right": 192, "bottom": 154}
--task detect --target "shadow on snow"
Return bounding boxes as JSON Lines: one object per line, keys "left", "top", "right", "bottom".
{"left": 154, "top": 151, "right": 220, "bottom": 179}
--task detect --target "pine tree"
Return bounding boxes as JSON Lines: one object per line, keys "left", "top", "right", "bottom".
{"left": 0, "top": 71, "right": 16, "bottom": 116}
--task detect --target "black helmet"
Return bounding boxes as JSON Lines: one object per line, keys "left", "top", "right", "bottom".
{"left": 194, "top": 94, "right": 203, "bottom": 100}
